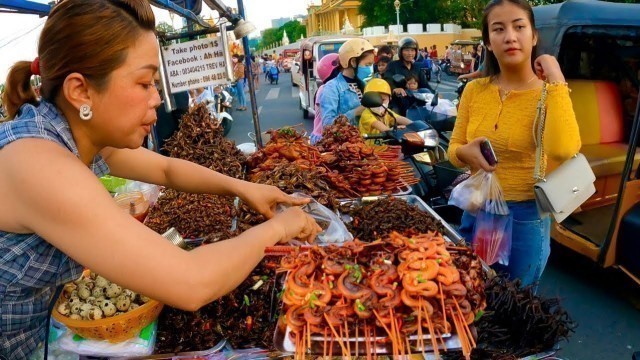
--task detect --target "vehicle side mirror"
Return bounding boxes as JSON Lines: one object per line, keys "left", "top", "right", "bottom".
{"left": 430, "top": 93, "right": 439, "bottom": 107}
{"left": 392, "top": 74, "right": 407, "bottom": 88}
{"left": 361, "top": 92, "right": 383, "bottom": 108}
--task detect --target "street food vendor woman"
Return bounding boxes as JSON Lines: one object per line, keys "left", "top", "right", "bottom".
{"left": 0, "top": 0, "right": 321, "bottom": 357}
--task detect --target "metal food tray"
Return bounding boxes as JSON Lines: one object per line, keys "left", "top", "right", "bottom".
{"left": 393, "top": 178, "right": 414, "bottom": 196}
{"left": 337, "top": 195, "right": 463, "bottom": 244}
{"left": 273, "top": 319, "right": 464, "bottom": 356}
{"left": 337, "top": 195, "right": 493, "bottom": 275}
{"left": 112, "top": 339, "right": 227, "bottom": 360}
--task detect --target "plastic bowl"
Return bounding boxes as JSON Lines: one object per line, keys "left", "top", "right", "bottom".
{"left": 52, "top": 292, "right": 163, "bottom": 343}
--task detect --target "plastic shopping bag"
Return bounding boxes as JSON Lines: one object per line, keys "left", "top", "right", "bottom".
{"left": 471, "top": 172, "right": 512, "bottom": 266}
{"left": 277, "top": 192, "right": 353, "bottom": 244}
{"left": 449, "top": 170, "right": 489, "bottom": 215}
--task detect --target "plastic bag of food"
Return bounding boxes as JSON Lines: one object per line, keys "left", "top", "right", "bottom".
{"left": 448, "top": 170, "right": 489, "bottom": 214}
{"left": 114, "top": 180, "right": 161, "bottom": 206}
{"left": 277, "top": 192, "right": 353, "bottom": 244}
{"left": 471, "top": 172, "right": 512, "bottom": 266}
{"left": 53, "top": 320, "right": 157, "bottom": 358}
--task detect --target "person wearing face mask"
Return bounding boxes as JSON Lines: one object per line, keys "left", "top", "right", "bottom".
{"left": 318, "top": 38, "right": 375, "bottom": 128}
{"left": 358, "top": 79, "right": 412, "bottom": 145}
{"left": 310, "top": 53, "right": 341, "bottom": 145}
{"left": 384, "top": 37, "right": 434, "bottom": 115}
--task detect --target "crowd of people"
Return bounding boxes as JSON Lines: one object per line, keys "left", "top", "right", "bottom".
{"left": 309, "top": 0, "right": 580, "bottom": 292}
{"left": 0, "top": 0, "right": 591, "bottom": 357}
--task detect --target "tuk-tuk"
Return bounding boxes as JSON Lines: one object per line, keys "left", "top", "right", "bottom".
{"left": 282, "top": 48, "right": 299, "bottom": 73}
{"left": 534, "top": 0, "right": 640, "bottom": 284}
{"left": 448, "top": 40, "right": 480, "bottom": 75}
{"left": 294, "top": 35, "right": 358, "bottom": 119}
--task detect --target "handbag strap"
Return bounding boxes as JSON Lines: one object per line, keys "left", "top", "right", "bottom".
{"left": 533, "top": 81, "right": 548, "bottom": 181}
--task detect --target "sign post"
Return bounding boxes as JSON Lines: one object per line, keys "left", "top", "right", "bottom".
{"left": 161, "top": 37, "right": 229, "bottom": 93}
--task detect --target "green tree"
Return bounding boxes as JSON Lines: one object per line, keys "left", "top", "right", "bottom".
{"left": 259, "top": 28, "right": 280, "bottom": 49}
{"left": 156, "top": 21, "right": 176, "bottom": 34}
{"left": 257, "top": 20, "right": 307, "bottom": 49}
{"left": 359, "top": 0, "right": 640, "bottom": 30}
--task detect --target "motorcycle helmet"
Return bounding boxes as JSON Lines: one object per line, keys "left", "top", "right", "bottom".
{"left": 317, "top": 53, "right": 340, "bottom": 82}
{"left": 338, "top": 38, "right": 374, "bottom": 68}
{"left": 398, "top": 36, "right": 419, "bottom": 60}
{"left": 364, "top": 78, "right": 391, "bottom": 96}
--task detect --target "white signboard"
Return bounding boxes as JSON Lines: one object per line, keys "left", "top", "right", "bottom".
{"left": 162, "top": 37, "right": 228, "bottom": 93}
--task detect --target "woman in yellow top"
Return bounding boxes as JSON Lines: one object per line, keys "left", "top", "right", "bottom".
{"left": 448, "top": 0, "right": 581, "bottom": 286}
{"left": 359, "top": 79, "right": 412, "bottom": 145}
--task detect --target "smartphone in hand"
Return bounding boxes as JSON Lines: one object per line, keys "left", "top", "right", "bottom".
{"left": 480, "top": 139, "right": 498, "bottom": 166}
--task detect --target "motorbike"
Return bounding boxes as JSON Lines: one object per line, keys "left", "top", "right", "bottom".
{"left": 390, "top": 74, "right": 456, "bottom": 137}
{"left": 456, "top": 78, "right": 469, "bottom": 100}
{"left": 360, "top": 92, "right": 447, "bottom": 196}
{"left": 362, "top": 90, "right": 467, "bottom": 208}
{"left": 268, "top": 66, "right": 280, "bottom": 85}
{"left": 211, "top": 91, "right": 234, "bottom": 137}
{"left": 430, "top": 59, "right": 442, "bottom": 83}
{"left": 442, "top": 59, "right": 452, "bottom": 76}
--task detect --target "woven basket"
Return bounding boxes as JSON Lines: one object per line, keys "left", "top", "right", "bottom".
{"left": 52, "top": 292, "right": 163, "bottom": 343}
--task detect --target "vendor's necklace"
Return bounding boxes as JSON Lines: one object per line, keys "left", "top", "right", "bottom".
{"left": 498, "top": 75, "right": 537, "bottom": 101}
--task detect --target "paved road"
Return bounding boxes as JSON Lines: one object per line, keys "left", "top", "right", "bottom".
{"left": 227, "top": 72, "right": 640, "bottom": 360}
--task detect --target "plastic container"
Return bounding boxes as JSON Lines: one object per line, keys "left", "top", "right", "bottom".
{"left": 115, "top": 191, "right": 150, "bottom": 222}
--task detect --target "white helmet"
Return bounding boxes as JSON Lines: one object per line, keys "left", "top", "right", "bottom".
{"left": 338, "top": 38, "right": 375, "bottom": 68}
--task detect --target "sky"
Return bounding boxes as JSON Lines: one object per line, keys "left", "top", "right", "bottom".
{"left": 0, "top": 0, "right": 313, "bottom": 82}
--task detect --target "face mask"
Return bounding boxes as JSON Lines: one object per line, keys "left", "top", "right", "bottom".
{"left": 373, "top": 100, "right": 389, "bottom": 116}
{"left": 356, "top": 65, "right": 374, "bottom": 81}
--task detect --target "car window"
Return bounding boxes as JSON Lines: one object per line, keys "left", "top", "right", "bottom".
{"left": 317, "top": 42, "right": 344, "bottom": 60}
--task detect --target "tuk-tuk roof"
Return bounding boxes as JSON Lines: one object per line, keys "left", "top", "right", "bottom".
{"left": 450, "top": 40, "right": 480, "bottom": 46}
{"left": 534, "top": 0, "right": 640, "bottom": 56}
{"left": 301, "top": 35, "right": 359, "bottom": 51}
{"left": 535, "top": 0, "right": 640, "bottom": 28}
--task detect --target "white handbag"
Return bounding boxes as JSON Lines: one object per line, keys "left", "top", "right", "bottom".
{"left": 533, "top": 82, "right": 596, "bottom": 223}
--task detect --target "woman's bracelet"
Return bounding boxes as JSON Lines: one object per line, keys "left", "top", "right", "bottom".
{"left": 546, "top": 80, "right": 570, "bottom": 92}
{"left": 545, "top": 80, "right": 569, "bottom": 87}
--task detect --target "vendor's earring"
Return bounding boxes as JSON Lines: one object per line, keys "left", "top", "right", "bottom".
{"left": 79, "top": 104, "right": 93, "bottom": 121}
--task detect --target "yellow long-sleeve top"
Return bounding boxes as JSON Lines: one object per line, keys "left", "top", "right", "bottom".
{"left": 448, "top": 78, "right": 581, "bottom": 201}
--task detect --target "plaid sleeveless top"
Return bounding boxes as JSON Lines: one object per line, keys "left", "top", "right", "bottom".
{"left": 0, "top": 100, "right": 109, "bottom": 359}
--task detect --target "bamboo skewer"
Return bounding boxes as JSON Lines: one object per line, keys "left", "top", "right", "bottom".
{"left": 424, "top": 301, "right": 440, "bottom": 359}
{"left": 455, "top": 299, "right": 477, "bottom": 348}
{"left": 373, "top": 310, "right": 396, "bottom": 357}
{"left": 324, "top": 313, "right": 349, "bottom": 356}
{"left": 355, "top": 322, "right": 359, "bottom": 356}
{"left": 323, "top": 327, "right": 328, "bottom": 359}
{"left": 344, "top": 320, "right": 351, "bottom": 357}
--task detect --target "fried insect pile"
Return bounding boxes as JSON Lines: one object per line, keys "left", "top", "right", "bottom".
{"left": 317, "top": 118, "right": 418, "bottom": 196}
{"left": 144, "top": 189, "right": 237, "bottom": 239}
{"left": 277, "top": 231, "right": 486, "bottom": 359}
{"left": 246, "top": 128, "right": 356, "bottom": 204}
{"left": 248, "top": 161, "right": 348, "bottom": 209}
{"left": 340, "top": 197, "right": 446, "bottom": 242}
{"left": 441, "top": 276, "right": 576, "bottom": 360}
{"left": 155, "top": 257, "right": 279, "bottom": 353}
{"left": 246, "top": 127, "right": 321, "bottom": 170}
{"left": 316, "top": 116, "right": 363, "bottom": 153}
{"left": 164, "top": 103, "right": 246, "bottom": 179}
